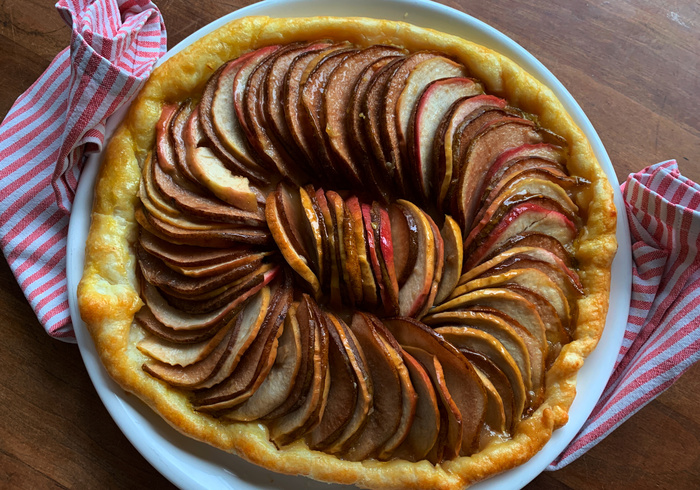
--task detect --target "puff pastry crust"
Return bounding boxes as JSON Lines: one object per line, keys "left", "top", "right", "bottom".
{"left": 78, "top": 16, "right": 617, "bottom": 489}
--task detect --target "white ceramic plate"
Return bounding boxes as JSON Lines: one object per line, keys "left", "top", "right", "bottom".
{"left": 66, "top": 0, "right": 633, "bottom": 488}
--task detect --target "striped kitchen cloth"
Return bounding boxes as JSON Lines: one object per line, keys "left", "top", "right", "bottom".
{"left": 0, "top": 0, "right": 166, "bottom": 341}
{"left": 548, "top": 159, "right": 700, "bottom": 469}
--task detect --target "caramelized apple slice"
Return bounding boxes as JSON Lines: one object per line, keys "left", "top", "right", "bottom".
{"left": 221, "top": 302, "right": 302, "bottom": 421}
{"left": 170, "top": 100, "right": 199, "bottom": 182}
{"left": 433, "top": 94, "right": 507, "bottom": 208}
{"left": 383, "top": 317, "right": 487, "bottom": 456}
{"left": 388, "top": 202, "right": 418, "bottom": 288}
{"left": 452, "top": 117, "right": 543, "bottom": 230}
{"left": 340, "top": 196, "right": 364, "bottom": 304}
{"left": 324, "top": 45, "right": 405, "bottom": 184}
{"left": 408, "top": 77, "right": 482, "bottom": 200}
{"left": 142, "top": 286, "right": 269, "bottom": 388}
{"left": 346, "top": 196, "right": 378, "bottom": 307}
{"left": 194, "top": 272, "right": 293, "bottom": 407}
{"left": 327, "top": 191, "right": 355, "bottom": 305}
{"left": 435, "top": 216, "right": 463, "bottom": 305}
{"left": 315, "top": 189, "right": 342, "bottom": 306}
{"left": 395, "top": 200, "right": 435, "bottom": 317}
{"left": 391, "top": 349, "right": 440, "bottom": 462}
{"left": 308, "top": 312, "right": 367, "bottom": 450}
{"left": 472, "top": 366, "right": 507, "bottom": 438}
{"left": 324, "top": 314, "right": 373, "bottom": 454}
{"left": 266, "top": 191, "right": 321, "bottom": 298}
{"left": 435, "top": 326, "right": 527, "bottom": 425}
{"left": 298, "top": 186, "right": 324, "bottom": 285}
{"left": 481, "top": 232, "right": 575, "bottom": 268}
{"left": 268, "top": 299, "right": 330, "bottom": 446}
{"left": 341, "top": 312, "right": 403, "bottom": 461}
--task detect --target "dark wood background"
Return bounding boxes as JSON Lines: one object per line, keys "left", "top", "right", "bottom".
{"left": 1, "top": 0, "right": 698, "bottom": 488}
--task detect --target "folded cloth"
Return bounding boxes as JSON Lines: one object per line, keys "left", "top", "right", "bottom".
{"left": 0, "top": 0, "right": 166, "bottom": 341}
{"left": 548, "top": 160, "right": 700, "bottom": 469}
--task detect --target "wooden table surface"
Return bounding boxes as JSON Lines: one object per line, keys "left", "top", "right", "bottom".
{"left": 1, "top": 0, "right": 699, "bottom": 488}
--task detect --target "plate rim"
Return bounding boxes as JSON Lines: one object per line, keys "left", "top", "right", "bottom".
{"left": 66, "top": 0, "right": 632, "bottom": 488}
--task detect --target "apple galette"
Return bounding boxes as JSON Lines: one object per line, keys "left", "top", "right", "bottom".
{"left": 78, "top": 15, "right": 617, "bottom": 490}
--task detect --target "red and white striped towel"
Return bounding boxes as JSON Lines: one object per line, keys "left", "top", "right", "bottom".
{"left": 0, "top": 0, "right": 166, "bottom": 340}
{"left": 548, "top": 159, "right": 700, "bottom": 469}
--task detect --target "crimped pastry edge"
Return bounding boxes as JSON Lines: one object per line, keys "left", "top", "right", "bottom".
{"left": 77, "top": 15, "right": 617, "bottom": 490}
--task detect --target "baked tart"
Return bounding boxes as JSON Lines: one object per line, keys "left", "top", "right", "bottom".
{"left": 78, "top": 15, "right": 617, "bottom": 489}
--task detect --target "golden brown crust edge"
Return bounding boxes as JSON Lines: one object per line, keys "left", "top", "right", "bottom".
{"left": 77, "top": 16, "right": 617, "bottom": 490}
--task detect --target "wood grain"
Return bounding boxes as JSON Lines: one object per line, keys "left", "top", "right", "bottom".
{"left": 0, "top": 0, "right": 698, "bottom": 488}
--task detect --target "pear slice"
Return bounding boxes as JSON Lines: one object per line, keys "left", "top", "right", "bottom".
{"left": 221, "top": 303, "right": 302, "bottom": 421}
{"left": 341, "top": 313, "right": 403, "bottom": 461}
{"left": 435, "top": 216, "right": 463, "bottom": 305}
{"left": 391, "top": 349, "right": 440, "bottom": 462}
{"left": 383, "top": 317, "right": 487, "bottom": 456}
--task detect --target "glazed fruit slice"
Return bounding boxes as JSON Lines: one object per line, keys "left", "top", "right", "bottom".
{"left": 365, "top": 202, "right": 399, "bottom": 315}
{"left": 435, "top": 216, "right": 463, "bottom": 305}
{"left": 388, "top": 202, "right": 419, "bottom": 287}
{"left": 327, "top": 191, "right": 357, "bottom": 306}
{"left": 298, "top": 186, "right": 325, "bottom": 287}
{"left": 346, "top": 196, "right": 379, "bottom": 307}
{"left": 315, "top": 188, "right": 342, "bottom": 306}
{"left": 324, "top": 45, "right": 405, "bottom": 184}
{"left": 391, "top": 349, "right": 440, "bottom": 462}
{"left": 408, "top": 77, "right": 482, "bottom": 201}
{"left": 395, "top": 200, "right": 435, "bottom": 316}
{"left": 383, "top": 317, "right": 487, "bottom": 456}
{"left": 341, "top": 312, "right": 403, "bottom": 461}
{"left": 433, "top": 94, "right": 507, "bottom": 208}
{"left": 221, "top": 302, "right": 302, "bottom": 421}
{"left": 308, "top": 312, "right": 367, "bottom": 450}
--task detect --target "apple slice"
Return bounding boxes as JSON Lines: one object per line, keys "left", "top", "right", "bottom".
{"left": 467, "top": 175, "right": 580, "bottom": 248}
{"left": 452, "top": 116, "right": 545, "bottom": 230}
{"left": 434, "top": 216, "right": 463, "bottom": 305}
{"left": 340, "top": 196, "right": 364, "bottom": 305}
{"left": 169, "top": 100, "right": 199, "bottom": 182}
{"left": 323, "top": 313, "right": 373, "bottom": 454}
{"left": 383, "top": 317, "right": 487, "bottom": 456}
{"left": 348, "top": 55, "right": 403, "bottom": 201}
{"left": 327, "top": 191, "right": 356, "bottom": 306}
{"left": 210, "top": 52, "right": 270, "bottom": 180}
{"left": 315, "top": 188, "right": 342, "bottom": 306}
{"left": 283, "top": 44, "right": 350, "bottom": 174}
{"left": 221, "top": 302, "right": 302, "bottom": 422}
{"left": 137, "top": 318, "right": 233, "bottom": 367}
{"left": 391, "top": 349, "right": 440, "bottom": 462}
{"left": 422, "top": 309, "right": 532, "bottom": 396}
{"left": 265, "top": 42, "right": 332, "bottom": 161}
{"left": 408, "top": 77, "right": 482, "bottom": 201}
{"left": 388, "top": 202, "right": 419, "bottom": 287}
{"left": 472, "top": 365, "right": 506, "bottom": 438}
{"left": 194, "top": 273, "right": 293, "bottom": 407}
{"left": 433, "top": 95, "right": 507, "bottom": 208}
{"left": 324, "top": 45, "right": 406, "bottom": 184}
{"left": 462, "top": 203, "right": 578, "bottom": 271}
{"left": 371, "top": 202, "right": 400, "bottom": 315}
{"left": 395, "top": 200, "right": 435, "bottom": 317}
{"left": 341, "top": 313, "right": 403, "bottom": 461}
{"left": 266, "top": 191, "right": 321, "bottom": 298}
{"left": 482, "top": 232, "right": 575, "bottom": 268}
{"left": 298, "top": 186, "right": 325, "bottom": 286}
{"left": 346, "top": 197, "right": 378, "bottom": 307}
{"left": 199, "top": 61, "right": 269, "bottom": 185}
{"left": 155, "top": 103, "right": 179, "bottom": 174}
{"left": 263, "top": 295, "right": 316, "bottom": 420}
{"left": 142, "top": 285, "right": 270, "bottom": 388}
{"left": 308, "top": 312, "right": 366, "bottom": 450}
{"left": 150, "top": 150, "right": 265, "bottom": 226}
{"left": 419, "top": 212, "right": 445, "bottom": 319}
{"left": 268, "top": 300, "right": 330, "bottom": 446}
{"left": 300, "top": 47, "right": 358, "bottom": 182}
{"left": 183, "top": 108, "right": 259, "bottom": 212}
